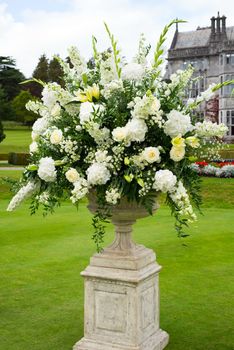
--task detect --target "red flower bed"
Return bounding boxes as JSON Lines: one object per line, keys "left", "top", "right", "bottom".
{"left": 196, "top": 161, "right": 234, "bottom": 168}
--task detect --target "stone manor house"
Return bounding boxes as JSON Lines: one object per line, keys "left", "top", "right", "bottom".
{"left": 165, "top": 13, "right": 234, "bottom": 143}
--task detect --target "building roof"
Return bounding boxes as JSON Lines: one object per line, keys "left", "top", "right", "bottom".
{"left": 173, "top": 26, "right": 234, "bottom": 49}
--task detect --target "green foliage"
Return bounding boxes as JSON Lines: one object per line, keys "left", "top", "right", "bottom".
{"left": 152, "top": 19, "right": 186, "bottom": 76}
{"left": 0, "top": 85, "right": 15, "bottom": 121}
{"left": 11, "top": 90, "right": 38, "bottom": 124}
{"left": 0, "top": 56, "right": 25, "bottom": 101}
{"left": 48, "top": 56, "right": 65, "bottom": 86}
{"left": 104, "top": 22, "right": 122, "bottom": 78}
{"left": 0, "top": 117, "right": 5, "bottom": 143}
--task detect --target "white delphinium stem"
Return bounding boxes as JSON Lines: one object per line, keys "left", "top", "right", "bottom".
{"left": 7, "top": 181, "right": 39, "bottom": 212}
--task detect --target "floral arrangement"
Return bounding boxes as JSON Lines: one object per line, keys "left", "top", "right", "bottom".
{"left": 7, "top": 20, "right": 233, "bottom": 250}
{"left": 192, "top": 161, "right": 234, "bottom": 177}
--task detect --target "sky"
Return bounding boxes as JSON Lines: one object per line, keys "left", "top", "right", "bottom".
{"left": 0, "top": 0, "right": 234, "bottom": 77}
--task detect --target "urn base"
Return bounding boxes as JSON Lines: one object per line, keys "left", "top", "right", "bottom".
{"left": 73, "top": 329, "right": 169, "bottom": 350}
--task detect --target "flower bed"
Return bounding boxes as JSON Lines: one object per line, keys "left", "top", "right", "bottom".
{"left": 191, "top": 161, "right": 234, "bottom": 177}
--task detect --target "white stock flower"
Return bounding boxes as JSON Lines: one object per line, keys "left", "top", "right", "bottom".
{"left": 164, "top": 110, "right": 193, "bottom": 138}
{"left": 153, "top": 169, "right": 177, "bottom": 193}
{"left": 130, "top": 95, "right": 161, "bottom": 120}
{"left": 105, "top": 188, "right": 121, "bottom": 205}
{"left": 29, "top": 141, "right": 38, "bottom": 153}
{"left": 65, "top": 168, "right": 80, "bottom": 183}
{"left": 50, "top": 129, "right": 63, "bottom": 145}
{"left": 7, "top": 181, "right": 39, "bottom": 211}
{"left": 170, "top": 146, "right": 185, "bottom": 162}
{"left": 195, "top": 121, "right": 228, "bottom": 138}
{"left": 95, "top": 150, "right": 112, "bottom": 164}
{"left": 86, "top": 163, "right": 111, "bottom": 185}
{"left": 122, "top": 63, "right": 145, "bottom": 81}
{"left": 196, "top": 84, "right": 216, "bottom": 103}
{"left": 141, "top": 147, "right": 161, "bottom": 163}
{"left": 71, "top": 178, "right": 89, "bottom": 203}
{"left": 51, "top": 103, "right": 61, "bottom": 117}
{"left": 38, "top": 157, "right": 57, "bottom": 182}
{"left": 102, "top": 79, "right": 124, "bottom": 99}
{"left": 170, "top": 181, "right": 197, "bottom": 221}
{"left": 42, "top": 83, "right": 59, "bottom": 110}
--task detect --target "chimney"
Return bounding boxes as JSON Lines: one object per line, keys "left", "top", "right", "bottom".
{"left": 221, "top": 15, "right": 227, "bottom": 33}
{"left": 211, "top": 16, "right": 215, "bottom": 34}
{"left": 216, "top": 12, "right": 221, "bottom": 33}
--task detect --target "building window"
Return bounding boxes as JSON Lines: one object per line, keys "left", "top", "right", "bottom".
{"left": 225, "top": 110, "right": 234, "bottom": 136}
{"left": 225, "top": 53, "right": 234, "bottom": 65}
{"left": 223, "top": 74, "right": 234, "bottom": 95}
{"left": 220, "top": 55, "right": 223, "bottom": 65}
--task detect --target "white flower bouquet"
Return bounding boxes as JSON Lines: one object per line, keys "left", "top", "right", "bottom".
{"left": 7, "top": 20, "right": 233, "bottom": 250}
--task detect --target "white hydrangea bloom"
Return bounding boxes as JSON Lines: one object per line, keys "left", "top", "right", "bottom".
{"left": 195, "top": 121, "right": 228, "bottom": 138}
{"left": 164, "top": 110, "right": 193, "bottom": 138}
{"left": 86, "top": 122, "right": 110, "bottom": 145}
{"left": 70, "top": 178, "right": 89, "bottom": 203}
{"left": 126, "top": 119, "right": 148, "bottom": 142}
{"left": 105, "top": 188, "right": 121, "bottom": 205}
{"left": 122, "top": 63, "right": 145, "bottom": 81}
{"left": 38, "top": 157, "right": 57, "bottom": 182}
{"left": 153, "top": 169, "right": 177, "bottom": 193}
{"left": 7, "top": 181, "right": 39, "bottom": 211}
{"left": 86, "top": 163, "right": 111, "bottom": 185}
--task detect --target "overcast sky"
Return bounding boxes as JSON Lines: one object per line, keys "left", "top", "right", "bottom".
{"left": 1, "top": 0, "right": 233, "bottom": 77}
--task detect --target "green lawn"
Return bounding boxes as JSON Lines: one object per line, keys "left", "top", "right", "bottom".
{"left": 0, "top": 171, "right": 234, "bottom": 350}
{"left": 0, "top": 130, "right": 31, "bottom": 154}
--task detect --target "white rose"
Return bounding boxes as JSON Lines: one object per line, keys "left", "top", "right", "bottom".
{"left": 50, "top": 129, "right": 63, "bottom": 145}
{"left": 65, "top": 168, "right": 80, "bottom": 183}
{"left": 32, "top": 117, "right": 49, "bottom": 135}
{"left": 170, "top": 146, "right": 185, "bottom": 162}
{"left": 112, "top": 126, "right": 128, "bottom": 142}
{"left": 153, "top": 169, "right": 177, "bottom": 193}
{"left": 38, "top": 157, "right": 57, "bottom": 182}
{"left": 141, "top": 147, "right": 161, "bottom": 163}
{"left": 86, "top": 163, "right": 111, "bottom": 185}
{"left": 29, "top": 141, "right": 38, "bottom": 153}
{"left": 51, "top": 103, "right": 61, "bottom": 117}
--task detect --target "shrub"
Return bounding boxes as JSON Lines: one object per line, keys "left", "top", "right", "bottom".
{"left": 8, "top": 152, "right": 29, "bottom": 165}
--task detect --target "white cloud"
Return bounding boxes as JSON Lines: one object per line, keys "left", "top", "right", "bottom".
{"left": 0, "top": 0, "right": 233, "bottom": 77}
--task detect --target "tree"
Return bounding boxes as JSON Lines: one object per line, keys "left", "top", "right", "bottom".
{"left": 30, "top": 54, "right": 49, "bottom": 97}
{"left": 0, "top": 117, "right": 5, "bottom": 143}
{"left": 0, "top": 85, "right": 14, "bottom": 121}
{"left": 0, "top": 56, "right": 25, "bottom": 101}
{"left": 12, "top": 90, "right": 38, "bottom": 125}
{"left": 48, "top": 56, "right": 64, "bottom": 86}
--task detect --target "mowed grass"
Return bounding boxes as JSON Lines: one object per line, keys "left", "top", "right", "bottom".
{"left": 0, "top": 130, "right": 31, "bottom": 154}
{"left": 0, "top": 171, "right": 234, "bottom": 350}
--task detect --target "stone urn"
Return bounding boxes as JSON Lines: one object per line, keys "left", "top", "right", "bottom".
{"left": 73, "top": 192, "right": 169, "bottom": 350}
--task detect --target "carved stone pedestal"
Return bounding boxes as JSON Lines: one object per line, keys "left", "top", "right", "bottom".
{"left": 73, "top": 196, "right": 169, "bottom": 350}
